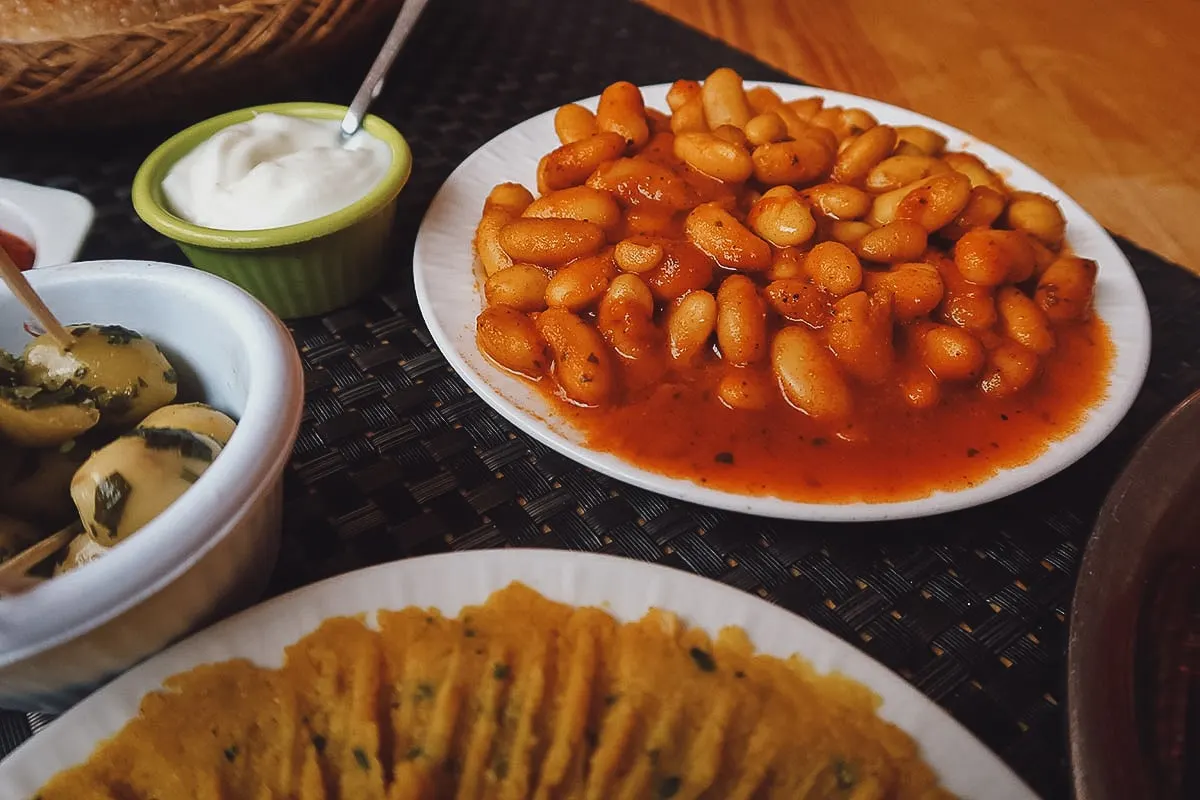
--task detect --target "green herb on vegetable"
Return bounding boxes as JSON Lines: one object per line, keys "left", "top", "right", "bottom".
{"left": 406, "top": 746, "right": 423, "bottom": 760}
{"left": 493, "top": 663, "right": 510, "bottom": 680}
{"left": 353, "top": 747, "right": 370, "bottom": 770}
{"left": 311, "top": 734, "right": 326, "bottom": 753}
{"left": 689, "top": 647, "right": 716, "bottom": 672}
{"left": 658, "top": 776, "right": 681, "bottom": 798}
{"left": 130, "top": 428, "right": 215, "bottom": 462}
{"left": 96, "top": 324, "right": 143, "bottom": 345}
{"left": 163, "top": 368, "right": 178, "bottom": 385}
{"left": 415, "top": 682, "right": 435, "bottom": 701}
{"left": 223, "top": 745, "right": 239, "bottom": 763}
{"left": 0, "top": 382, "right": 92, "bottom": 410}
{"left": 93, "top": 472, "right": 132, "bottom": 537}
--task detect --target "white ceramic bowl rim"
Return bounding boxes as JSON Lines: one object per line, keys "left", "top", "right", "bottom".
{"left": 0, "top": 261, "right": 303, "bottom": 664}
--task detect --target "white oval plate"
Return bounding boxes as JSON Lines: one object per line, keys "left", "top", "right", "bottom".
{"left": 414, "top": 83, "right": 1152, "bottom": 522}
{"left": 0, "top": 550, "right": 1036, "bottom": 799}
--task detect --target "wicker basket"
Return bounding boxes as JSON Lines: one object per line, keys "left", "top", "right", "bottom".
{"left": 0, "top": 0, "right": 402, "bottom": 131}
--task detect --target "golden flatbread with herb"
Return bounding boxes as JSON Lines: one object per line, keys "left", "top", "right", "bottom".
{"left": 37, "top": 583, "right": 954, "bottom": 799}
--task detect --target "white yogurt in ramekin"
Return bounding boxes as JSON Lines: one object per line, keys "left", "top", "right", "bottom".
{"left": 160, "top": 112, "right": 392, "bottom": 230}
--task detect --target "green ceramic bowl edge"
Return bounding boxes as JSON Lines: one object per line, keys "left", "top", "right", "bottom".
{"left": 131, "top": 102, "right": 412, "bottom": 250}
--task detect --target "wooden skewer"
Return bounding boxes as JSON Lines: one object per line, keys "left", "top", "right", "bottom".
{"left": 0, "top": 522, "right": 80, "bottom": 596}
{"left": 0, "top": 247, "right": 74, "bottom": 349}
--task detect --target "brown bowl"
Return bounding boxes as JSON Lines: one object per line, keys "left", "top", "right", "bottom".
{"left": 1068, "top": 389, "right": 1200, "bottom": 800}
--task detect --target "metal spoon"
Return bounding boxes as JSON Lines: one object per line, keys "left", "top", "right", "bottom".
{"left": 340, "top": 0, "right": 433, "bottom": 141}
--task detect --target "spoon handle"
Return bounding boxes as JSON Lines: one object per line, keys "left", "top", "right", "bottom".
{"left": 0, "top": 247, "right": 74, "bottom": 349}
{"left": 340, "top": 0, "right": 433, "bottom": 138}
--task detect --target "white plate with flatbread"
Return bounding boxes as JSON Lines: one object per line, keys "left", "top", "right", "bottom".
{"left": 0, "top": 550, "right": 1036, "bottom": 798}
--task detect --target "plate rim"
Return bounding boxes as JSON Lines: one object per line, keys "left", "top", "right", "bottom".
{"left": 0, "top": 549, "right": 1038, "bottom": 799}
{"left": 413, "top": 81, "right": 1152, "bottom": 522}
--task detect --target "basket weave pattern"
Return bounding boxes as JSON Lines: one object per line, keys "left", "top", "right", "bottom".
{"left": 0, "top": 0, "right": 399, "bottom": 127}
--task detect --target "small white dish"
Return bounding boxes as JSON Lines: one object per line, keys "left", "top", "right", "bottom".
{"left": 0, "top": 261, "right": 304, "bottom": 712}
{"left": 413, "top": 82, "right": 1153, "bottom": 523}
{"left": 0, "top": 177, "right": 94, "bottom": 267}
{"left": 0, "top": 550, "right": 1037, "bottom": 799}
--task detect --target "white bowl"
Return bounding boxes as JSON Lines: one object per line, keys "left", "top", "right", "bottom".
{"left": 0, "top": 260, "right": 304, "bottom": 712}
{"left": 0, "top": 178, "right": 94, "bottom": 268}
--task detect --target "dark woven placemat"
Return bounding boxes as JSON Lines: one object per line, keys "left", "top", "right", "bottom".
{"left": 1, "top": 1, "right": 1198, "bottom": 796}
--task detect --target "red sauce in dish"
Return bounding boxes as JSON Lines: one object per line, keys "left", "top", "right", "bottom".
{"left": 0, "top": 229, "right": 35, "bottom": 271}
{"left": 531, "top": 315, "right": 1112, "bottom": 503}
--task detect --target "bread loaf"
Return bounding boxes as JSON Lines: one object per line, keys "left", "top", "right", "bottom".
{"left": 0, "top": 1, "right": 233, "bottom": 43}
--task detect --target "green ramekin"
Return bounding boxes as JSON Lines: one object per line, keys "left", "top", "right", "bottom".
{"left": 132, "top": 102, "right": 412, "bottom": 319}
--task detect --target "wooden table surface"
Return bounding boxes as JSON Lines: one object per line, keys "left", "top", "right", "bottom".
{"left": 644, "top": 0, "right": 1200, "bottom": 275}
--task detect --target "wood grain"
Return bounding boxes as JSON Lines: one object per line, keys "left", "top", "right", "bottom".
{"left": 643, "top": 0, "right": 1200, "bottom": 274}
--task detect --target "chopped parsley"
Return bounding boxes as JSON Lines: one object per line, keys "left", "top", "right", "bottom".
{"left": 689, "top": 647, "right": 716, "bottom": 672}
{"left": 311, "top": 733, "right": 326, "bottom": 753}
{"left": 96, "top": 324, "right": 143, "bottom": 345}
{"left": 163, "top": 368, "right": 178, "bottom": 385}
{"left": 353, "top": 747, "right": 370, "bottom": 770}
{"left": 492, "top": 663, "right": 511, "bottom": 680}
{"left": 0, "top": 382, "right": 91, "bottom": 410}
{"left": 129, "top": 428, "right": 215, "bottom": 462}
{"left": 93, "top": 472, "right": 132, "bottom": 537}
{"left": 223, "top": 745, "right": 239, "bottom": 763}
{"left": 658, "top": 775, "right": 681, "bottom": 797}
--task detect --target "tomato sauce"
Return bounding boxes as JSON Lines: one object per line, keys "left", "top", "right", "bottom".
{"left": 0, "top": 229, "right": 35, "bottom": 270}
{"left": 530, "top": 315, "right": 1112, "bottom": 504}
